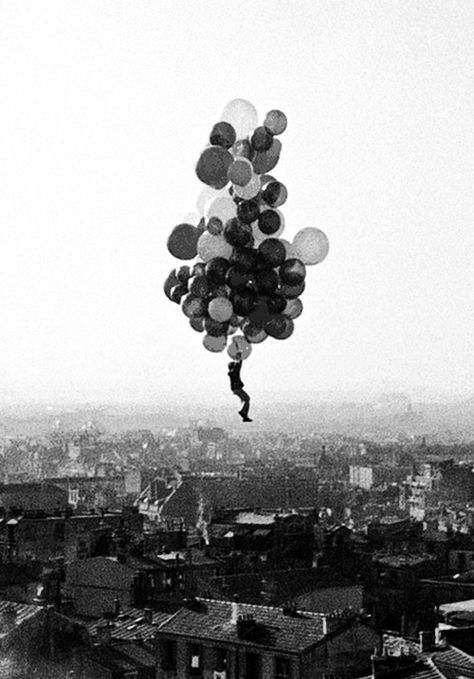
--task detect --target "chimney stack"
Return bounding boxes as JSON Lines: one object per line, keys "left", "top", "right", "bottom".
{"left": 231, "top": 594, "right": 240, "bottom": 625}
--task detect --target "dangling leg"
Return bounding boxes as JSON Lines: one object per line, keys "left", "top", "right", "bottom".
{"left": 236, "top": 389, "right": 252, "bottom": 422}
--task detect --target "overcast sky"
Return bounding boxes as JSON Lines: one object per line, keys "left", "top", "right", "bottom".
{"left": 0, "top": 0, "right": 473, "bottom": 405}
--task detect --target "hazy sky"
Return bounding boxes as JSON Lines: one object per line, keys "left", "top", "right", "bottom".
{"left": 0, "top": 1, "right": 473, "bottom": 404}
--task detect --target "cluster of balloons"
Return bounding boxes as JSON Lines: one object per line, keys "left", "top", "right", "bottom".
{"left": 164, "top": 99, "right": 329, "bottom": 361}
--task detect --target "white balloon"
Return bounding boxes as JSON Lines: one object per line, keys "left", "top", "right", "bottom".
{"left": 279, "top": 238, "right": 299, "bottom": 259}
{"left": 293, "top": 228, "right": 329, "bottom": 265}
{"left": 204, "top": 195, "right": 237, "bottom": 223}
{"left": 221, "top": 98, "right": 259, "bottom": 139}
{"left": 197, "top": 231, "right": 233, "bottom": 262}
{"left": 196, "top": 186, "right": 227, "bottom": 217}
{"left": 182, "top": 212, "right": 200, "bottom": 226}
{"left": 203, "top": 334, "right": 227, "bottom": 353}
{"left": 233, "top": 174, "right": 261, "bottom": 200}
{"left": 208, "top": 297, "right": 233, "bottom": 323}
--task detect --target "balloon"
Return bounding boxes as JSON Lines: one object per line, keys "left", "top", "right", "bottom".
{"left": 225, "top": 266, "right": 254, "bottom": 292}
{"left": 167, "top": 224, "right": 200, "bottom": 260}
{"left": 232, "top": 138, "right": 254, "bottom": 160}
{"left": 207, "top": 216, "right": 224, "bottom": 235}
{"left": 258, "top": 238, "right": 286, "bottom": 268}
{"left": 248, "top": 297, "right": 273, "bottom": 327}
{"left": 208, "top": 296, "right": 233, "bottom": 322}
{"left": 252, "top": 138, "right": 282, "bottom": 174}
{"left": 250, "top": 126, "right": 274, "bottom": 152}
{"left": 237, "top": 199, "right": 260, "bottom": 224}
{"left": 170, "top": 283, "right": 188, "bottom": 304}
{"left": 284, "top": 298, "right": 303, "bottom": 319}
{"left": 196, "top": 185, "right": 227, "bottom": 216}
{"left": 280, "top": 280, "right": 305, "bottom": 299}
{"left": 231, "top": 247, "right": 258, "bottom": 272}
{"left": 242, "top": 319, "right": 268, "bottom": 344}
{"left": 164, "top": 269, "right": 179, "bottom": 301}
{"left": 182, "top": 212, "right": 201, "bottom": 226}
{"left": 204, "top": 318, "right": 229, "bottom": 337}
{"left": 182, "top": 294, "right": 208, "bottom": 319}
{"left": 203, "top": 334, "right": 227, "bottom": 352}
{"left": 263, "top": 109, "right": 288, "bottom": 135}
{"left": 196, "top": 146, "right": 233, "bottom": 189}
{"left": 267, "top": 292, "right": 287, "bottom": 314}
{"left": 231, "top": 291, "right": 257, "bottom": 316}
{"left": 208, "top": 284, "right": 231, "bottom": 301}
{"left": 197, "top": 231, "right": 233, "bottom": 262}
{"left": 255, "top": 269, "right": 279, "bottom": 295}
{"left": 192, "top": 262, "right": 206, "bottom": 277}
{"left": 293, "top": 227, "right": 330, "bottom": 265}
{"left": 257, "top": 209, "right": 283, "bottom": 236}
{"left": 205, "top": 257, "right": 230, "bottom": 285}
{"left": 228, "top": 158, "right": 254, "bottom": 187}
{"left": 233, "top": 174, "right": 261, "bottom": 200}
{"left": 223, "top": 218, "right": 253, "bottom": 247}
{"left": 205, "top": 196, "right": 237, "bottom": 223}
{"left": 228, "top": 335, "right": 252, "bottom": 360}
{"left": 264, "top": 314, "right": 293, "bottom": 339}
{"left": 210, "top": 121, "right": 236, "bottom": 149}
{"left": 261, "top": 180, "right": 288, "bottom": 208}
{"left": 189, "top": 275, "right": 210, "bottom": 298}
{"left": 176, "top": 265, "right": 191, "bottom": 283}
{"left": 279, "top": 258, "right": 306, "bottom": 286}
{"left": 221, "top": 99, "right": 259, "bottom": 139}
{"left": 279, "top": 239, "right": 299, "bottom": 259}
{"left": 190, "top": 317, "right": 205, "bottom": 332}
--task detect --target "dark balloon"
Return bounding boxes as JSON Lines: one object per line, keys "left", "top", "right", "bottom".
{"left": 231, "top": 291, "right": 257, "bottom": 316}
{"left": 189, "top": 317, "right": 205, "bottom": 332}
{"left": 189, "top": 275, "right": 209, "bottom": 298}
{"left": 242, "top": 318, "right": 268, "bottom": 344}
{"left": 176, "top": 265, "right": 191, "bottom": 283}
{"left": 231, "top": 247, "right": 258, "bottom": 272}
{"left": 280, "top": 280, "right": 305, "bottom": 299}
{"left": 252, "top": 138, "right": 282, "bottom": 174}
{"left": 223, "top": 218, "right": 252, "bottom": 247}
{"left": 248, "top": 296, "right": 273, "bottom": 328}
{"left": 257, "top": 209, "right": 282, "bottom": 236}
{"left": 170, "top": 282, "right": 188, "bottom": 304}
{"left": 251, "top": 126, "right": 274, "bottom": 152}
{"left": 196, "top": 146, "right": 233, "bottom": 189}
{"left": 205, "top": 257, "right": 230, "bottom": 285}
{"left": 164, "top": 269, "right": 179, "bottom": 301}
{"left": 210, "top": 121, "right": 236, "bottom": 149}
{"left": 263, "top": 109, "right": 288, "bottom": 135}
{"left": 204, "top": 317, "right": 229, "bottom": 337}
{"left": 226, "top": 265, "right": 254, "bottom": 292}
{"left": 261, "top": 180, "right": 288, "bottom": 208}
{"left": 167, "top": 224, "right": 200, "bottom": 260}
{"left": 208, "top": 284, "right": 231, "bottom": 299}
{"left": 207, "top": 216, "right": 223, "bottom": 235}
{"left": 182, "top": 294, "right": 207, "bottom": 319}
{"left": 258, "top": 238, "right": 286, "bottom": 268}
{"left": 267, "top": 292, "right": 287, "bottom": 314}
{"left": 237, "top": 199, "right": 260, "bottom": 224}
{"left": 279, "top": 258, "right": 306, "bottom": 286}
{"left": 264, "top": 313, "right": 293, "bottom": 339}
{"left": 232, "top": 138, "right": 255, "bottom": 160}
{"left": 192, "top": 262, "right": 206, "bottom": 277}
{"left": 255, "top": 269, "right": 279, "bottom": 295}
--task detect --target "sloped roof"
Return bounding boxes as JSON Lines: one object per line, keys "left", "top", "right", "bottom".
{"left": 87, "top": 607, "right": 172, "bottom": 641}
{"left": 0, "top": 600, "right": 43, "bottom": 631}
{"left": 158, "top": 598, "right": 327, "bottom": 653}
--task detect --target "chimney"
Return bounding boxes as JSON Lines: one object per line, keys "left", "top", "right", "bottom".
{"left": 144, "top": 607, "right": 153, "bottom": 624}
{"left": 231, "top": 594, "right": 240, "bottom": 625}
{"left": 419, "top": 631, "right": 436, "bottom": 653}
{"left": 114, "top": 598, "right": 121, "bottom": 617}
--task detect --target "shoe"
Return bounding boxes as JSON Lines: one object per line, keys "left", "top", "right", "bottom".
{"left": 242, "top": 416, "right": 253, "bottom": 422}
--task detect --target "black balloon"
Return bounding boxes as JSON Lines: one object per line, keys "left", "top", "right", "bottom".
{"left": 189, "top": 275, "right": 209, "bottom": 298}
{"left": 231, "top": 291, "right": 257, "bottom": 316}
{"left": 237, "top": 199, "right": 260, "bottom": 224}
{"left": 196, "top": 146, "right": 233, "bottom": 189}
{"left": 204, "top": 317, "right": 229, "bottom": 337}
{"left": 255, "top": 269, "right": 279, "bottom": 295}
{"left": 207, "top": 284, "right": 231, "bottom": 299}
{"left": 267, "top": 292, "right": 287, "bottom": 314}
{"left": 210, "top": 121, "right": 236, "bottom": 149}
{"left": 261, "top": 180, "right": 288, "bottom": 208}
{"left": 258, "top": 238, "right": 286, "bottom": 268}
{"left": 248, "top": 297, "right": 273, "bottom": 327}
{"left": 205, "top": 257, "right": 230, "bottom": 285}
{"left": 251, "top": 126, "right": 274, "bottom": 152}
{"left": 176, "top": 265, "right": 191, "bottom": 283}
{"left": 279, "top": 258, "right": 306, "bottom": 286}
{"left": 189, "top": 317, "right": 205, "bottom": 332}
{"left": 258, "top": 209, "right": 281, "bottom": 236}
{"left": 170, "top": 282, "right": 188, "bottom": 304}
{"left": 280, "top": 280, "right": 305, "bottom": 299}
{"left": 182, "top": 294, "right": 207, "bottom": 319}
{"left": 226, "top": 265, "right": 254, "bottom": 292}
{"left": 264, "top": 313, "right": 292, "bottom": 339}
{"left": 164, "top": 269, "right": 179, "bottom": 301}
{"left": 223, "top": 218, "right": 252, "bottom": 247}
{"left": 231, "top": 247, "right": 258, "bottom": 272}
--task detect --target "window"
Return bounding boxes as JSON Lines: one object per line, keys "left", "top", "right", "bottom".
{"left": 189, "top": 644, "right": 202, "bottom": 675}
{"left": 245, "top": 652, "right": 260, "bottom": 679}
{"left": 162, "top": 640, "right": 177, "bottom": 670}
{"left": 275, "top": 657, "right": 291, "bottom": 679}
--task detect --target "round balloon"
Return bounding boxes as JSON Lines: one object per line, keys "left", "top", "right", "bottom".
{"left": 261, "top": 180, "right": 288, "bottom": 208}
{"left": 232, "top": 138, "right": 254, "bottom": 160}
{"left": 228, "top": 158, "right": 254, "bottom": 187}
{"left": 242, "top": 319, "right": 268, "bottom": 344}
{"left": 293, "top": 227, "right": 330, "bottom": 265}
{"left": 233, "top": 174, "right": 261, "bottom": 200}
{"left": 164, "top": 269, "right": 179, "bottom": 301}
{"left": 196, "top": 185, "right": 227, "bottom": 217}
{"left": 205, "top": 257, "right": 230, "bottom": 285}
{"left": 221, "top": 99, "right": 259, "bottom": 139}
{"left": 182, "top": 294, "right": 207, "bottom": 319}
{"left": 250, "top": 126, "right": 274, "bottom": 152}
{"left": 189, "top": 275, "right": 209, "bottom": 298}
{"left": 197, "top": 231, "right": 233, "bottom": 262}
{"left": 228, "top": 335, "right": 252, "bottom": 360}
{"left": 196, "top": 146, "right": 233, "bottom": 190}
{"left": 203, "top": 334, "right": 227, "bottom": 352}
{"left": 210, "top": 121, "right": 236, "bottom": 148}
{"left": 258, "top": 209, "right": 283, "bottom": 236}
{"left": 252, "top": 138, "right": 282, "bottom": 175}
{"left": 237, "top": 199, "right": 260, "bottom": 224}
{"left": 167, "top": 224, "right": 200, "bottom": 260}
{"left": 207, "top": 216, "right": 224, "bottom": 235}
{"left": 223, "top": 218, "right": 253, "bottom": 247}
{"left": 205, "top": 195, "right": 237, "bottom": 223}
{"left": 279, "top": 258, "right": 306, "bottom": 286}
{"left": 284, "top": 298, "right": 303, "bottom": 319}
{"left": 208, "top": 296, "right": 233, "bottom": 322}
{"left": 204, "top": 317, "right": 229, "bottom": 337}
{"left": 263, "top": 109, "right": 288, "bottom": 135}
{"left": 190, "top": 317, "right": 205, "bottom": 332}
{"left": 280, "top": 280, "right": 305, "bottom": 299}
{"left": 258, "top": 238, "right": 286, "bottom": 268}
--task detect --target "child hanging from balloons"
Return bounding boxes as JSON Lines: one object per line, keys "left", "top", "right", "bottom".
{"left": 228, "top": 352, "right": 252, "bottom": 422}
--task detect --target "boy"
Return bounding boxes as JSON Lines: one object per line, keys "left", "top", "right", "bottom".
{"left": 228, "top": 352, "right": 252, "bottom": 422}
